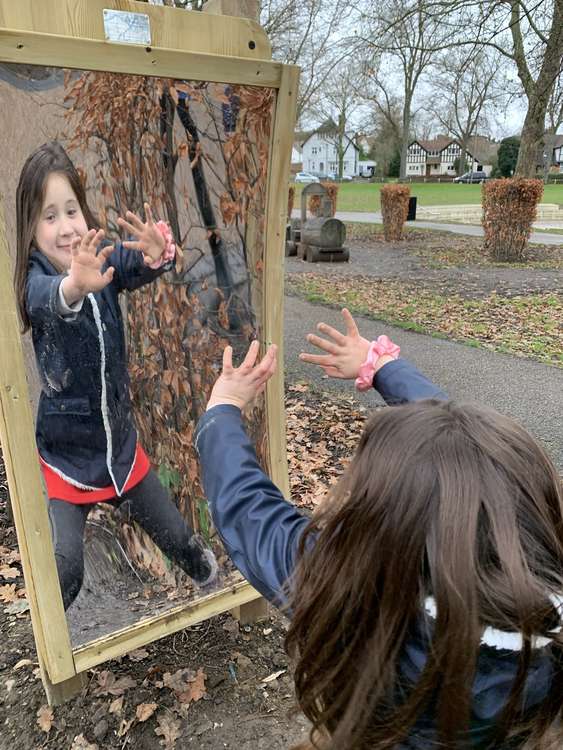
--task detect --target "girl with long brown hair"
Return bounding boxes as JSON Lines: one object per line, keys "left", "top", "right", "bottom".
{"left": 196, "top": 309, "right": 563, "bottom": 749}
{"left": 15, "top": 141, "right": 217, "bottom": 610}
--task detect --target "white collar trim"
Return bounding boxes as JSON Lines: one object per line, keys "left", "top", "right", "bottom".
{"left": 424, "top": 594, "right": 563, "bottom": 651}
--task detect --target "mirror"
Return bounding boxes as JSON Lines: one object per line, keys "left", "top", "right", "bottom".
{"left": 0, "top": 62, "right": 275, "bottom": 648}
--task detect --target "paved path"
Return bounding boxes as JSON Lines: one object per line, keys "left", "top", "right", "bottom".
{"left": 284, "top": 296, "right": 563, "bottom": 469}
{"left": 292, "top": 210, "right": 563, "bottom": 246}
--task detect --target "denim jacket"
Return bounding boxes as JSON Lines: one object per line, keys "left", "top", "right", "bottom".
{"left": 27, "top": 244, "right": 170, "bottom": 494}
{"left": 194, "top": 360, "right": 554, "bottom": 747}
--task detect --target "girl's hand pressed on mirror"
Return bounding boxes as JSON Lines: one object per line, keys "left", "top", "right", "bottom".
{"left": 206, "top": 341, "right": 278, "bottom": 411}
{"left": 300, "top": 308, "right": 393, "bottom": 379}
{"left": 61, "top": 228, "right": 115, "bottom": 304}
{"left": 117, "top": 202, "right": 166, "bottom": 266}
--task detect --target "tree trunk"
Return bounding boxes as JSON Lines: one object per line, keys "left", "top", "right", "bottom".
{"left": 399, "top": 104, "right": 411, "bottom": 180}
{"left": 514, "top": 0, "right": 563, "bottom": 177}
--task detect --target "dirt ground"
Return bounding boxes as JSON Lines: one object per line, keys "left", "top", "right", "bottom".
{"left": 286, "top": 226, "right": 562, "bottom": 298}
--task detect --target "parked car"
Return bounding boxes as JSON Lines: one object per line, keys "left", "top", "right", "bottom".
{"left": 294, "top": 171, "right": 320, "bottom": 183}
{"left": 327, "top": 172, "right": 353, "bottom": 181}
{"left": 453, "top": 171, "right": 490, "bottom": 183}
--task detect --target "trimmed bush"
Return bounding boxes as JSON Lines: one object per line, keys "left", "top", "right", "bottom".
{"left": 308, "top": 182, "right": 338, "bottom": 216}
{"left": 482, "top": 178, "right": 543, "bottom": 262}
{"left": 288, "top": 186, "right": 295, "bottom": 219}
{"left": 380, "top": 184, "right": 410, "bottom": 241}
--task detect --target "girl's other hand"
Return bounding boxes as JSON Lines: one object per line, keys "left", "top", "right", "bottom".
{"left": 300, "top": 308, "right": 373, "bottom": 380}
{"left": 118, "top": 203, "right": 166, "bottom": 265}
{"left": 206, "top": 341, "right": 278, "bottom": 411}
{"left": 62, "top": 229, "right": 115, "bottom": 303}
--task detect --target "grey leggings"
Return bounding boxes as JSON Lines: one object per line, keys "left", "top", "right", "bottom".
{"left": 48, "top": 469, "right": 215, "bottom": 609}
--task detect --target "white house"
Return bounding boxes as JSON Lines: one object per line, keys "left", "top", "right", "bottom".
{"left": 547, "top": 133, "right": 563, "bottom": 172}
{"left": 301, "top": 121, "right": 360, "bottom": 178}
{"left": 406, "top": 136, "right": 498, "bottom": 177}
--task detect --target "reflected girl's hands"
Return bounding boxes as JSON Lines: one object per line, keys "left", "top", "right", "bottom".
{"left": 299, "top": 308, "right": 372, "bottom": 379}
{"left": 206, "top": 341, "right": 278, "bottom": 411}
{"left": 117, "top": 203, "right": 166, "bottom": 265}
{"left": 61, "top": 229, "right": 115, "bottom": 304}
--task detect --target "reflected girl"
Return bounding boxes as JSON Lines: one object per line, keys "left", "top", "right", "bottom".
{"left": 14, "top": 141, "right": 217, "bottom": 610}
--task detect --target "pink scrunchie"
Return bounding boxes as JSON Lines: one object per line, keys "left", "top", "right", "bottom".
{"left": 355, "top": 335, "right": 401, "bottom": 391}
{"left": 147, "top": 221, "right": 176, "bottom": 269}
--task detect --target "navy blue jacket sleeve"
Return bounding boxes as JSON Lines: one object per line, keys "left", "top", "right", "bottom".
{"left": 374, "top": 358, "right": 447, "bottom": 404}
{"left": 107, "top": 241, "right": 173, "bottom": 293}
{"left": 195, "top": 405, "right": 310, "bottom": 606}
{"left": 26, "top": 269, "right": 75, "bottom": 324}
{"left": 194, "top": 360, "right": 447, "bottom": 608}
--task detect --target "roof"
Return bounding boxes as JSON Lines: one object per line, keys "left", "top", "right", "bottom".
{"left": 301, "top": 121, "right": 360, "bottom": 151}
{"left": 409, "top": 134, "right": 499, "bottom": 164}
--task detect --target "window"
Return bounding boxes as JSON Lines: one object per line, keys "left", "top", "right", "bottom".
{"left": 311, "top": 146, "right": 318, "bottom": 155}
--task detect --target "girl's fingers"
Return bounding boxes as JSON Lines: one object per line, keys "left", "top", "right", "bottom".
{"left": 144, "top": 203, "right": 154, "bottom": 226}
{"left": 122, "top": 240, "right": 143, "bottom": 251}
{"left": 240, "top": 340, "right": 260, "bottom": 370}
{"left": 88, "top": 229, "right": 104, "bottom": 254}
{"left": 125, "top": 210, "right": 146, "bottom": 232}
{"left": 251, "top": 346, "right": 277, "bottom": 379}
{"left": 342, "top": 308, "right": 360, "bottom": 338}
{"left": 142, "top": 254, "right": 153, "bottom": 266}
{"left": 316, "top": 322, "right": 347, "bottom": 345}
{"left": 306, "top": 333, "right": 338, "bottom": 355}
{"left": 299, "top": 352, "right": 334, "bottom": 366}
{"left": 70, "top": 236, "right": 82, "bottom": 256}
{"left": 222, "top": 345, "right": 234, "bottom": 375}
{"left": 117, "top": 218, "right": 139, "bottom": 237}
{"left": 99, "top": 244, "right": 115, "bottom": 261}
{"left": 102, "top": 267, "right": 115, "bottom": 284}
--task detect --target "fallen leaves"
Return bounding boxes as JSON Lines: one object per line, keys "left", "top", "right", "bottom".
{"left": 155, "top": 713, "right": 182, "bottom": 749}
{"left": 70, "top": 734, "right": 98, "bottom": 750}
{"left": 136, "top": 702, "right": 158, "bottom": 722}
{"left": 162, "top": 667, "right": 206, "bottom": 704}
{"left": 285, "top": 383, "right": 367, "bottom": 508}
{"left": 93, "top": 670, "right": 137, "bottom": 697}
{"left": 36, "top": 705, "right": 54, "bottom": 733}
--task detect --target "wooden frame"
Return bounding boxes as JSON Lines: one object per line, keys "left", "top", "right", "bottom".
{"left": 0, "top": 0, "right": 298, "bottom": 703}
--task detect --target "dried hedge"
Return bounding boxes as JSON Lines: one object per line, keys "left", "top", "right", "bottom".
{"left": 482, "top": 178, "right": 543, "bottom": 262}
{"left": 308, "top": 182, "right": 338, "bottom": 216}
{"left": 288, "top": 185, "right": 295, "bottom": 219}
{"left": 380, "top": 184, "right": 410, "bottom": 241}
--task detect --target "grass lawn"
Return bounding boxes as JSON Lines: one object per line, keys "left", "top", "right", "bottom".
{"left": 291, "top": 181, "right": 563, "bottom": 212}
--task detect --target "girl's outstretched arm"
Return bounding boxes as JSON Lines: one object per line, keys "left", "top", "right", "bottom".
{"left": 300, "top": 308, "right": 447, "bottom": 404}
{"left": 195, "top": 343, "right": 310, "bottom": 606}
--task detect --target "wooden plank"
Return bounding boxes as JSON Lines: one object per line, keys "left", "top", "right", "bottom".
{"left": 0, "top": 29, "right": 283, "bottom": 88}
{"left": 39, "top": 656, "right": 88, "bottom": 707}
{"left": 263, "top": 65, "right": 300, "bottom": 496}
{"left": 0, "top": 202, "right": 76, "bottom": 684}
{"left": 231, "top": 596, "right": 269, "bottom": 625}
{"left": 73, "top": 581, "right": 262, "bottom": 672}
{"left": 0, "top": 0, "right": 271, "bottom": 59}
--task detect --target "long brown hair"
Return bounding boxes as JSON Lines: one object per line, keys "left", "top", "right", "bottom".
{"left": 286, "top": 399, "right": 563, "bottom": 749}
{"left": 14, "top": 141, "right": 98, "bottom": 332}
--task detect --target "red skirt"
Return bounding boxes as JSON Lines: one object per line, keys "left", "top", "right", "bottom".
{"left": 40, "top": 444, "right": 151, "bottom": 504}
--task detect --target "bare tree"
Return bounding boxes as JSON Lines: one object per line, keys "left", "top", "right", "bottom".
{"left": 260, "top": 0, "right": 351, "bottom": 123}
{"left": 427, "top": 48, "right": 508, "bottom": 174}
{"left": 355, "top": 0, "right": 450, "bottom": 178}
{"left": 373, "top": 0, "right": 563, "bottom": 177}
{"left": 312, "top": 66, "right": 363, "bottom": 177}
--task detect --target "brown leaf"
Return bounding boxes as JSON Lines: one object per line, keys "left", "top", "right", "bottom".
{"left": 94, "top": 670, "right": 137, "bottom": 696}
{"left": 117, "top": 717, "right": 135, "bottom": 737}
{"left": 70, "top": 734, "right": 98, "bottom": 750}
{"left": 36, "top": 705, "right": 54, "bottom": 733}
{"left": 13, "top": 659, "right": 33, "bottom": 671}
{"left": 109, "top": 696, "right": 124, "bottom": 715}
{"left": 0, "top": 565, "right": 20, "bottom": 580}
{"left": 177, "top": 668, "right": 206, "bottom": 705}
{"left": 127, "top": 648, "right": 149, "bottom": 662}
{"left": 136, "top": 702, "right": 158, "bottom": 722}
{"left": 0, "top": 584, "right": 18, "bottom": 603}
{"left": 155, "top": 713, "right": 181, "bottom": 748}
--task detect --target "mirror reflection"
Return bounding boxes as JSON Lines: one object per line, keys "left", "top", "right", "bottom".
{"left": 0, "top": 63, "right": 274, "bottom": 646}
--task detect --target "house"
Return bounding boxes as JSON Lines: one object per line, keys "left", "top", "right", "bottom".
{"left": 301, "top": 120, "right": 360, "bottom": 178}
{"left": 406, "top": 135, "right": 498, "bottom": 177}
{"left": 541, "top": 132, "right": 563, "bottom": 172}
{"left": 291, "top": 130, "right": 312, "bottom": 171}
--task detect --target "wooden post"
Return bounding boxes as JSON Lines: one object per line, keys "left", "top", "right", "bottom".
{"left": 202, "top": 0, "right": 259, "bottom": 22}
{"left": 38, "top": 656, "right": 88, "bottom": 707}
{"left": 231, "top": 597, "right": 269, "bottom": 625}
